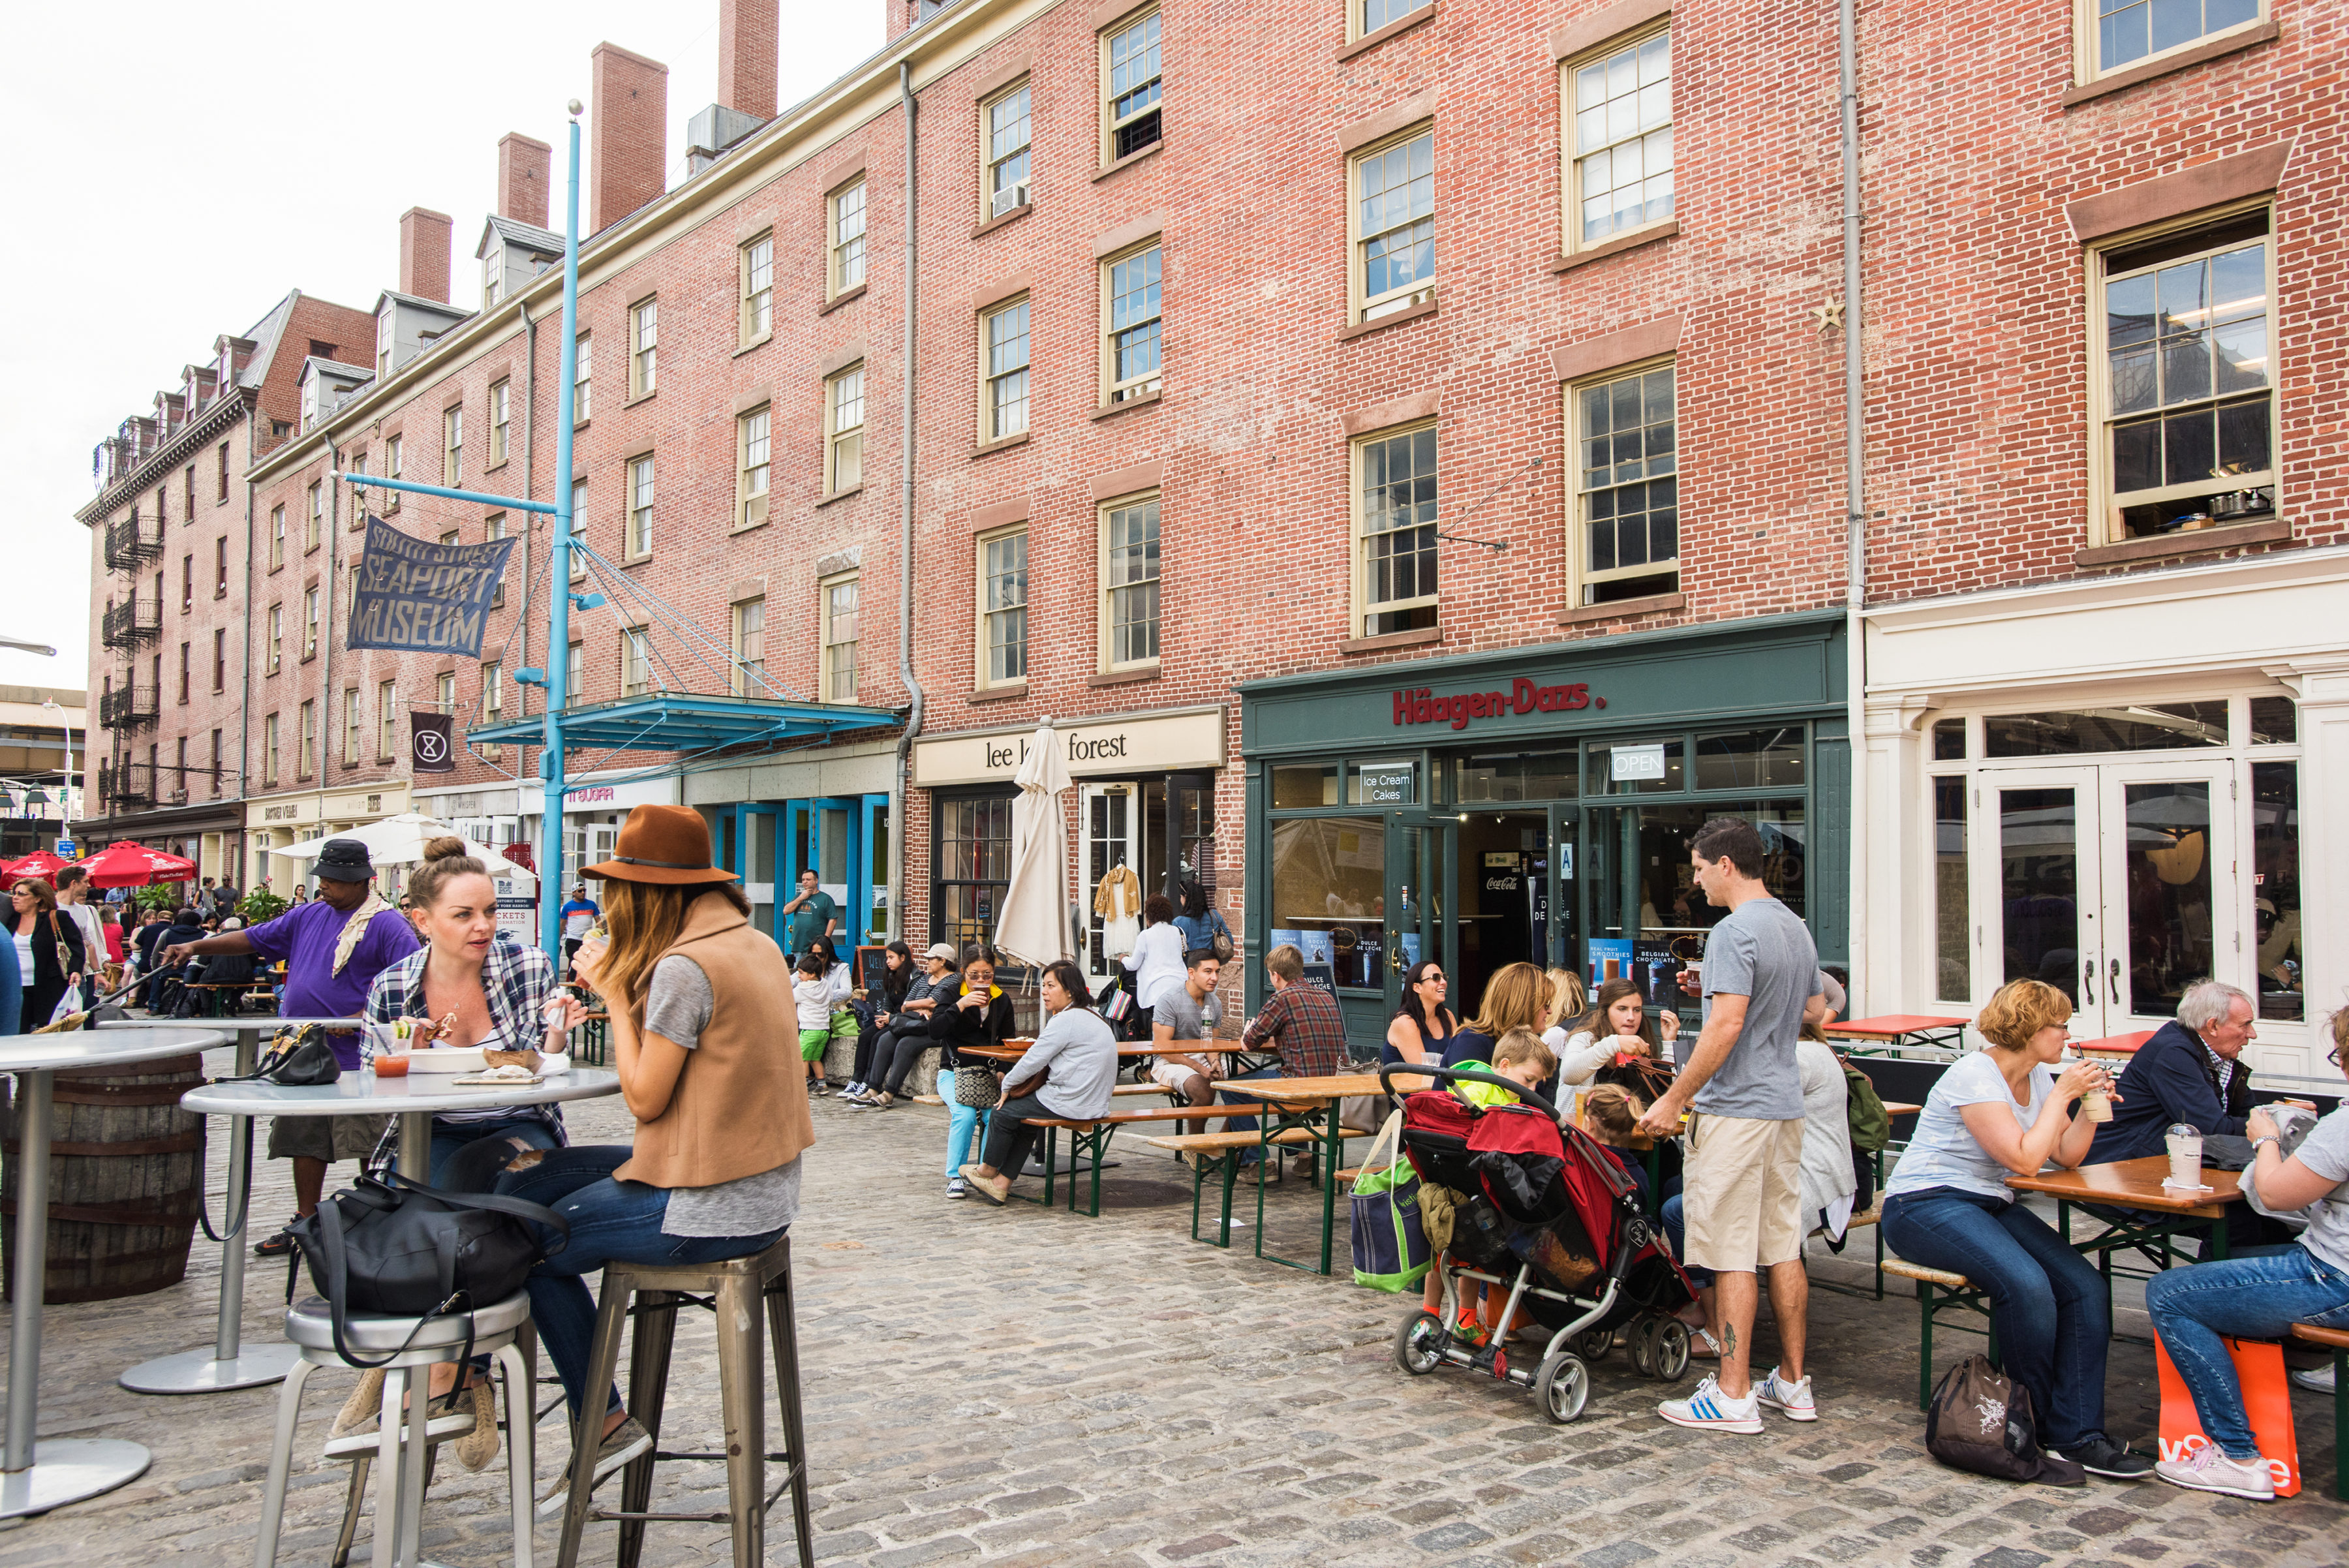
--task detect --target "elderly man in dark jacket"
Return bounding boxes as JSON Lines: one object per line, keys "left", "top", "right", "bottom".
{"left": 2087, "top": 979, "right": 2286, "bottom": 1251}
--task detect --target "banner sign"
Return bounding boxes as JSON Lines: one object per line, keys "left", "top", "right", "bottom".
{"left": 411, "top": 711, "right": 455, "bottom": 774}
{"left": 346, "top": 515, "right": 514, "bottom": 656}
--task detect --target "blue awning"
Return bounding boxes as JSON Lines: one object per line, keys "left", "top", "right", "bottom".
{"left": 468, "top": 692, "right": 900, "bottom": 754}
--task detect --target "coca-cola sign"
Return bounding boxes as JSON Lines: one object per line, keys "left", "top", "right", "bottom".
{"left": 1391, "top": 679, "right": 1608, "bottom": 731}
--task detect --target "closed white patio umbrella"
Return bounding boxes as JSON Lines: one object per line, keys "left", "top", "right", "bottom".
{"left": 270, "top": 812, "right": 522, "bottom": 875}
{"left": 991, "top": 722, "right": 1075, "bottom": 970}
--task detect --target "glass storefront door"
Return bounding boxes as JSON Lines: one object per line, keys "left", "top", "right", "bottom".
{"left": 1381, "top": 817, "right": 1440, "bottom": 1016}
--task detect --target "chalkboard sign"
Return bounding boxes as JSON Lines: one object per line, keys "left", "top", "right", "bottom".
{"left": 1298, "top": 961, "right": 1340, "bottom": 998}
{"left": 852, "top": 944, "right": 890, "bottom": 991}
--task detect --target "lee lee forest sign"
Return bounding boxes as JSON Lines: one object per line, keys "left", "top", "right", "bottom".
{"left": 1392, "top": 680, "right": 1606, "bottom": 730}
{"left": 912, "top": 709, "right": 1225, "bottom": 788}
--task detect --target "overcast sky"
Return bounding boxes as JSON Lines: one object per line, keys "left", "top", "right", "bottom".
{"left": 0, "top": 1, "right": 884, "bottom": 697}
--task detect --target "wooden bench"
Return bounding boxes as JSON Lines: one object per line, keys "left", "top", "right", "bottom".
{"left": 1807, "top": 1201, "right": 1887, "bottom": 1300}
{"left": 1141, "top": 1129, "right": 1321, "bottom": 1244}
{"left": 1882, "top": 1258, "right": 1997, "bottom": 1409}
{"left": 2292, "top": 1322, "right": 2349, "bottom": 1499}
{"left": 1021, "top": 1107, "right": 1278, "bottom": 1216}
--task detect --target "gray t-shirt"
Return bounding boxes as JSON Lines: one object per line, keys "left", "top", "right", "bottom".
{"left": 1156, "top": 985, "right": 1210, "bottom": 1045}
{"left": 2284, "top": 1108, "right": 2349, "bottom": 1274}
{"left": 1695, "top": 896, "right": 1822, "bottom": 1121}
{"left": 643, "top": 955, "right": 803, "bottom": 1239}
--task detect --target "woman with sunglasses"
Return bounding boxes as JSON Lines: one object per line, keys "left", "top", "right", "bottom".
{"left": 1383, "top": 958, "right": 1458, "bottom": 1094}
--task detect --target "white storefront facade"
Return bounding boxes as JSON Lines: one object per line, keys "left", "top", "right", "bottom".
{"left": 1861, "top": 549, "right": 2346, "bottom": 1088}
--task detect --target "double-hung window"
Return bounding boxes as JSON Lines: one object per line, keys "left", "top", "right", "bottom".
{"left": 298, "top": 700, "right": 316, "bottom": 778}
{"left": 1104, "top": 10, "right": 1163, "bottom": 163}
{"left": 829, "top": 181, "right": 867, "bottom": 298}
{"left": 1101, "top": 495, "right": 1161, "bottom": 671}
{"left": 565, "top": 640, "right": 584, "bottom": 706}
{"left": 629, "top": 301, "right": 657, "bottom": 397}
{"left": 378, "top": 680, "right": 396, "bottom": 758}
{"left": 1359, "top": 0, "right": 1432, "bottom": 35}
{"left": 621, "top": 628, "right": 652, "bottom": 698}
{"left": 1573, "top": 361, "right": 1679, "bottom": 604}
{"left": 1353, "top": 129, "right": 1435, "bottom": 323}
{"left": 985, "top": 81, "right": 1033, "bottom": 217}
{"left": 1104, "top": 242, "right": 1163, "bottom": 404}
{"left": 1355, "top": 425, "right": 1438, "bottom": 636}
{"left": 1565, "top": 28, "right": 1672, "bottom": 249}
{"left": 384, "top": 435, "right": 403, "bottom": 510}
{"left": 574, "top": 335, "right": 592, "bottom": 422}
{"left": 2094, "top": 209, "right": 2275, "bottom": 542}
{"left": 827, "top": 366, "right": 866, "bottom": 493}
{"left": 480, "top": 662, "right": 503, "bottom": 760}
{"left": 2089, "top": 0, "right": 2263, "bottom": 78}
{"left": 343, "top": 687, "right": 361, "bottom": 764}
{"left": 741, "top": 234, "right": 773, "bottom": 343}
{"left": 435, "top": 672, "right": 456, "bottom": 716}
{"left": 305, "top": 482, "right": 323, "bottom": 550}
{"left": 627, "top": 455, "right": 655, "bottom": 557}
{"left": 821, "top": 576, "right": 859, "bottom": 702}
{"left": 569, "top": 480, "right": 587, "bottom": 582}
{"left": 443, "top": 405, "right": 463, "bottom": 486}
{"left": 266, "top": 604, "right": 283, "bottom": 673}
{"left": 979, "top": 528, "right": 1028, "bottom": 687}
{"left": 264, "top": 713, "right": 280, "bottom": 787}
{"left": 268, "top": 505, "right": 285, "bottom": 569}
{"left": 489, "top": 378, "right": 510, "bottom": 465}
{"left": 739, "top": 408, "right": 771, "bottom": 528}
{"left": 731, "top": 597, "right": 766, "bottom": 696}
{"left": 302, "top": 587, "right": 319, "bottom": 659}
{"left": 983, "top": 299, "right": 1031, "bottom": 440}
{"left": 485, "top": 513, "right": 507, "bottom": 606}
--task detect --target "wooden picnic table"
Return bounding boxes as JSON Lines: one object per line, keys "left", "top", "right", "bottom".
{"left": 1209, "top": 1073, "right": 1384, "bottom": 1275}
{"left": 1825, "top": 1014, "right": 1971, "bottom": 1054}
{"left": 2006, "top": 1155, "right": 2244, "bottom": 1334}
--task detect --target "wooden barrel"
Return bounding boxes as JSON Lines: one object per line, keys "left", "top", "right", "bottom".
{"left": 1, "top": 1054, "right": 207, "bottom": 1304}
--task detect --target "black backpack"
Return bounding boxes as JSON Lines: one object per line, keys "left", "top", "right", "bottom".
{"left": 1924, "top": 1355, "right": 2084, "bottom": 1486}
{"left": 285, "top": 1172, "right": 569, "bottom": 1368}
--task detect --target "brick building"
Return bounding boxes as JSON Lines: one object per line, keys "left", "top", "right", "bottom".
{"left": 76, "top": 290, "right": 376, "bottom": 884}
{"left": 125, "top": 0, "right": 2344, "bottom": 1079}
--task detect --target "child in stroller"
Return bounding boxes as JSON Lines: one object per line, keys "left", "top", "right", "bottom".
{"left": 1385, "top": 1062, "right": 1700, "bottom": 1423}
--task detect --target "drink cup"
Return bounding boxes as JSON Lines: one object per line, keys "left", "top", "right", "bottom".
{"left": 2166, "top": 1124, "right": 2203, "bottom": 1188}
{"left": 2080, "top": 1086, "right": 2111, "bottom": 1123}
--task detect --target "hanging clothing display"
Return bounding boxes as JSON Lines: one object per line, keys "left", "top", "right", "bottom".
{"left": 1094, "top": 864, "right": 1142, "bottom": 957}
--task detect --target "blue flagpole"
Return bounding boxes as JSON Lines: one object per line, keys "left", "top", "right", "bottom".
{"left": 542, "top": 106, "right": 583, "bottom": 965}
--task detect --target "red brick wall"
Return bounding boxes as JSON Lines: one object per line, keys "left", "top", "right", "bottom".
{"left": 591, "top": 44, "right": 670, "bottom": 233}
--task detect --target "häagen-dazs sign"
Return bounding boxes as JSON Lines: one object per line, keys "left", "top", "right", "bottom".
{"left": 912, "top": 708, "right": 1225, "bottom": 788}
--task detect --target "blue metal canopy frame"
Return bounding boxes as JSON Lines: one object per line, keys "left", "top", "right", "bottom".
{"left": 468, "top": 692, "right": 898, "bottom": 755}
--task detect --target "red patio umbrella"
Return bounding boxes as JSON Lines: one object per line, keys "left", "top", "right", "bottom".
{"left": 73, "top": 841, "right": 199, "bottom": 889}
{"left": 0, "top": 849, "right": 70, "bottom": 889}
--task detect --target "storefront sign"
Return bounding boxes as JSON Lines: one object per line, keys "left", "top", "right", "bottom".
{"left": 1353, "top": 763, "right": 1416, "bottom": 805}
{"left": 1610, "top": 744, "right": 1666, "bottom": 781}
{"left": 1391, "top": 679, "right": 1602, "bottom": 730}
{"left": 912, "top": 708, "right": 1224, "bottom": 788}
{"left": 561, "top": 778, "right": 677, "bottom": 814}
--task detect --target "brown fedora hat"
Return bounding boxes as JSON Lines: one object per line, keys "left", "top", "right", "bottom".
{"left": 583, "top": 804, "right": 740, "bottom": 886}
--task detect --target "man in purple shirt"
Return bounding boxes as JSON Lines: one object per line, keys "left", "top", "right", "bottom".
{"left": 158, "top": 838, "right": 419, "bottom": 1253}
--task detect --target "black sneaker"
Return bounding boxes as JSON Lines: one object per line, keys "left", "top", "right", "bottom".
{"left": 2050, "top": 1436, "right": 2153, "bottom": 1480}
{"left": 254, "top": 1217, "right": 301, "bottom": 1257}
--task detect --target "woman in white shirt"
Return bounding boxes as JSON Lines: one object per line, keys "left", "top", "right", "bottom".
{"left": 1881, "top": 978, "right": 2147, "bottom": 1480}
{"left": 1548, "top": 977, "right": 1680, "bottom": 1086}
{"left": 1120, "top": 893, "right": 1186, "bottom": 1038}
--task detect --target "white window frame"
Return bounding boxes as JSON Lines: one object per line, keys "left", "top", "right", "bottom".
{"left": 384, "top": 434, "right": 403, "bottom": 510}
{"left": 485, "top": 512, "right": 506, "bottom": 606}
{"left": 1560, "top": 24, "right": 1674, "bottom": 254}
{"left": 983, "top": 79, "right": 1034, "bottom": 218}
{"left": 305, "top": 481, "right": 323, "bottom": 550}
{"left": 264, "top": 712, "right": 280, "bottom": 787}
{"left": 2085, "top": 204, "right": 2278, "bottom": 548}
{"left": 343, "top": 686, "right": 361, "bottom": 765}
{"left": 479, "top": 660, "right": 503, "bottom": 759}
{"left": 1101, "top": 239, "right": 1164, "bottom": 405}
{"left": 565, "top": 640, "right": 584, "bottom": 707}
{"left": 741, "top": 233, "right": 774, "bottom": 345}
{"left": 378, "top": 679, "right": 396, "bottom": 758}
{"left": 629, "top": 300, "right": 657, "bottom": 398}
{"left": 1568, "top": 356, "right": 1681, "bottom": 606}
{"left": 2077, "top": 0, "right": 2267, "bottom": 84}
{"left": 1101, "top": 8, "right": 1164, "bottom": 167}
{"left": 574, "top": 334, "right": 592, "bottom": 423}
{"left": 982, "top": 298, "right": 1032, "bottom": 442}
{"left": 1351, "top": 125, "right": 1436, "bottom": 324}
{"left": 569, "top": 480, "right": 587, "bottom": 582}
{"left": 489, "top": 377, "right": 511, "bottom": 465}
{"left": 268, "top": 504, "right": 285, "bottom": 568}
{"left": 1351, "top": 421, "right": 1439, "bottom": 637}
{"left": 620, "top": 627, "right": 652, "bottom": 699}
{"left": 1098, "top": 491, "right": 1163, "bottom": 673}
{"left": 443, "top": 405, "right": 463, "bottom": 487}
{"left": 298, "top": 699, "right": 316, "bottom": 778}
{"left": 1352, "top": 0, "right": 1432, "bottom": 42}
{"left": 825, "top": 365, "right": 867, "bottom": 495}
{"left": 821, "top": 572, "right": 860, "bottom": 703}
{"left": 739, "top": 407, "right": 771, "bottom": 529}
{"left": 977, "top": 525, "right": 1029, "bottom": 689}
{"left": 829, "top": 179, "right": 868, "bottom": 298}
{"left": 731, "top": 596, "right": 767, "bottom": 697}
{"left": 266, "top": 603, "right": 283, "bottom": 673}
{"left": 302, "top": 586, "right": 319, "bottom": 659}
{"left": 626, "top": 454, "right": 655, "bottom": 558}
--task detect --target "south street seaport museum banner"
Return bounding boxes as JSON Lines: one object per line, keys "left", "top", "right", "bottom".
{"left": 346, "top": 515, "right": 515, "bottom": 658}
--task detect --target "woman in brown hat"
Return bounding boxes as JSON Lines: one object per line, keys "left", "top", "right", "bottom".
{"left": 488, "top": 803, "right": 814, "bottom": 1514}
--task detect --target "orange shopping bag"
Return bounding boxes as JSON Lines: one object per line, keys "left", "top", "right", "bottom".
{"left": 2153, "top": 1335, "right": 2299, "bottom": 1497}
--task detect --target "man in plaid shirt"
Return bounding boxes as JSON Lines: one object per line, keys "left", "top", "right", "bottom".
{"left": 1223, "top": 943, "right": 1349, "bottom": 1173}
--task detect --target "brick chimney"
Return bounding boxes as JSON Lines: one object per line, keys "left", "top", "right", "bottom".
{"left": 497, "top": 133, "right": 553, "bottom": 228}
{"left": 399, "top": 208, "right": 454, "bottom": 302}
{"left": 591, "top": 43, "right": 669, "bottom": 232}
{"left": 719, "top": 0, "right": 779, "bottom": 119}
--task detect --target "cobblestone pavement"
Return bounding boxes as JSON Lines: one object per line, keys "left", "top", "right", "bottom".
{"left": 4, "top": 1049, "right": 2344, "bottom": 1567}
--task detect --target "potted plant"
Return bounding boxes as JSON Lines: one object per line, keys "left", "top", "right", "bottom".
{"left": 239, "top": 887, "right": 288, "bottom": 925}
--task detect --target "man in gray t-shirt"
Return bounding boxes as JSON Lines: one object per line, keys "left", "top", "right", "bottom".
{"left": 1641, "top": 818, "right": 1828, "bottom": 1434}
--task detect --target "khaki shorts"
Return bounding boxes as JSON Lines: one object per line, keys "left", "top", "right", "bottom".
{"left": 1681, "top": 1112, "right": 1805, "bottom": 1272}
{"left": 267, "top": 1113, "right": 388, "bottom": 1163}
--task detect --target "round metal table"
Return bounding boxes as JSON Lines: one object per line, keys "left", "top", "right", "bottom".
{"left": 182, "top": 1065, "right": 620, "bottom": 1567}
{"left": 96, "top": 1016, "right": 369, "bottom": 1395}
{"left": 0, "top": 1026, "right": 227, "bottom": 1519}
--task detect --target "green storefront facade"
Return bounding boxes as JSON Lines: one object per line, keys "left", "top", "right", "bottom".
{"left": 1236, "top": 610, "right": 1850, "bottom": 1053}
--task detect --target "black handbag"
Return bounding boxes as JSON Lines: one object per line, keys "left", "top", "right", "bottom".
{"left": 285, "top": 1171, "right": 570, "bottom": 1368}
{"left": 230, "top": 1024, "right": 343, "bottom": 1086}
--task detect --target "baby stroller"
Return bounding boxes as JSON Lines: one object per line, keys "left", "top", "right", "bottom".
{"left": 1382, "top": 1064, "right": 1700, "bottom": 1422}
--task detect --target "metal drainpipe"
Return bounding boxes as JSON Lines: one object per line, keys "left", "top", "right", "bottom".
{"left": 240, "top": 408, "right": 257, "bottom": 889}
{"left": 324, "top": 441, "right": 341, "bottom": 803}
{"left": 519, "top": 299, "right": 538, "bottom": 725}
{"left": 889, "top": 57, "right": 925, "bottom": 944}
{"left": 1839, "top": 0, "right": 1869, "bottom": 1006}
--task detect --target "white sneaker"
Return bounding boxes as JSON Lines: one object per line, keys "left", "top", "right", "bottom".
{"left": 1755, "top": 1367, "right": 1817, "bottom": 1422}
{"left": 2290, "top": 1362, "right": 2335, "bottom": 1393}
{"left": 1658, "top": 1374, "right": 1764, "bottom": 1434}
{"left": 945, "top": 1177, "right": 968, "bottom": 1199}
{"left": 2155, "top": 1444, "right": 2275, "bottom": 1501}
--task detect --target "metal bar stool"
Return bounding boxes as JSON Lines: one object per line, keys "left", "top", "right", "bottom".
{"left": 252, "top": 1291, "right": 538, "bottom": 1568}
{"left": 555, "top": 1235, "right": 812, "bottom": 1568}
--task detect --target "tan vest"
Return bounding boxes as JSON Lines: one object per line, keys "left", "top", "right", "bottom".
{"left": 615, "top": 897, "right": 816, "bottom": 1190}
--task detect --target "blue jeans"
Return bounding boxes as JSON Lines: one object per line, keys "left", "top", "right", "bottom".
{"left": 1659, "top": 1193, "right": 1713, "bottom": 1289}
{"left": 1216, "top": 1066, "right": 1283, "bottom": 1164}
{"left": 492, "top": 1146, "right": 787, "bottom": 1419}
{"left": 2143, "top": 1243, "right": 2349, "bottom": 1460}
{"left": 1882, "top": 1187, "right": 2113, "bottom": 1451}
{"left": 939, "top": 1071, "right": 987, "bottom": 1178}
{"left": 428, "top": 1115, "right": 560, "bottom": 1190}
